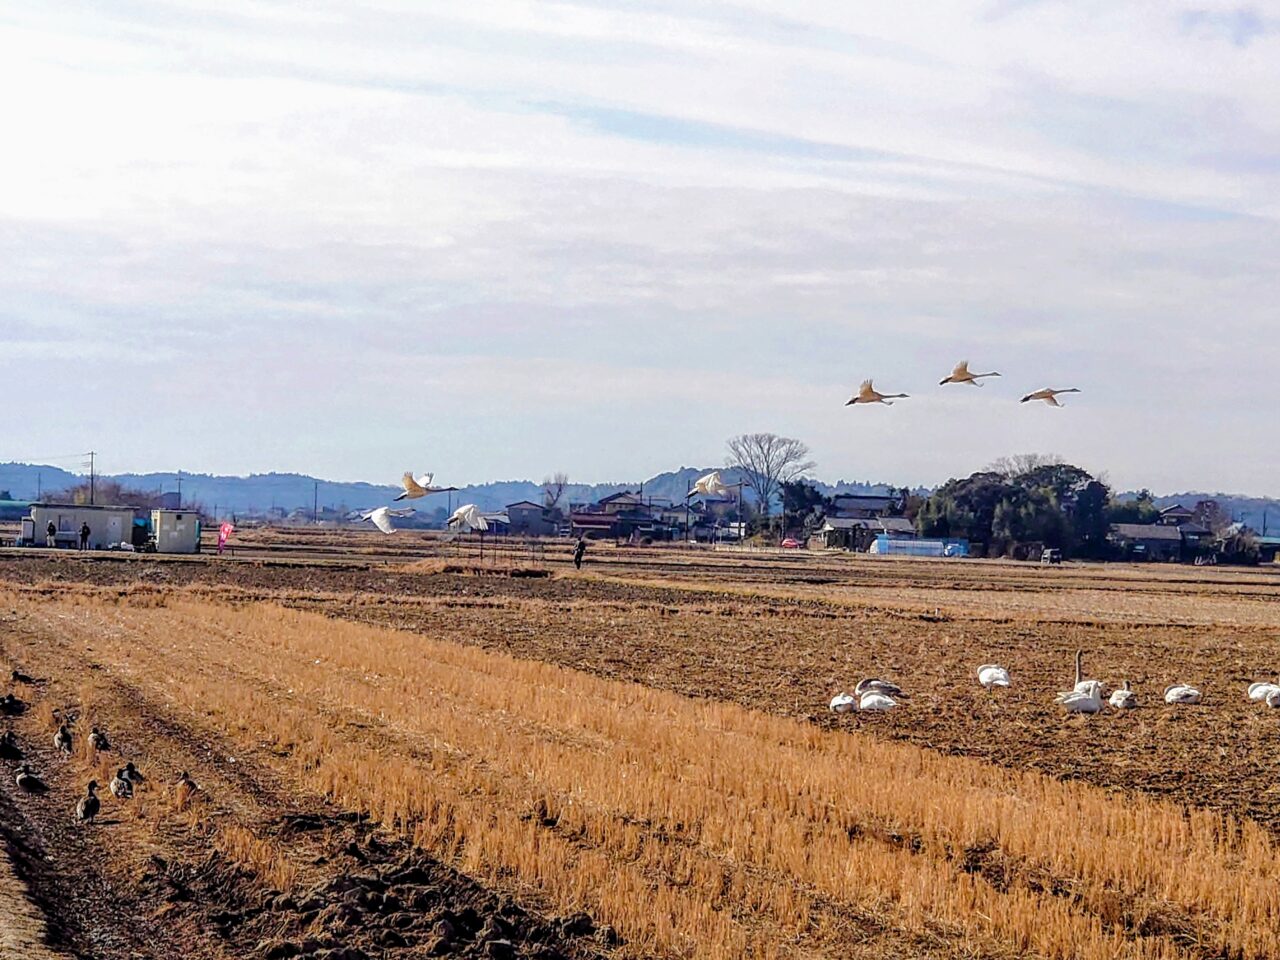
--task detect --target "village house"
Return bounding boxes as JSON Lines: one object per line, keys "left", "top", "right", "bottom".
{"left": 1108, "top": 523, "right": 1184, "bottom": 562}
{"left": 505, "top": 500, "right": 556, "bottom": 537}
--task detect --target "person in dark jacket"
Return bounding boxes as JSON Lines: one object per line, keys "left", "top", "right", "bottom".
{"left": 572, "top": 537, "right": 586, "bottom": 570}
{"left": 79, "top": 522, "right": 91, "bottom": 551}
{"left": 46, "top": 521, "right": 57, "bottom": 548}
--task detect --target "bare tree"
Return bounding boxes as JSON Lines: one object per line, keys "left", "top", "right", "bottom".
{"left": 726, "top": 433, "right": 815, "bottom": 519}
{"left": 542, "top": 472, "right": 569, "bottom": 512}
{"left": 987, "top": 453, "right": 1063, "bottom": 479}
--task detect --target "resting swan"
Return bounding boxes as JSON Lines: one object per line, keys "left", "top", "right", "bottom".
{"left": 829, "top": 693, "right": 857, "bottom": 714}
{"left": 856, "top": 678, "right": 906, "bottom": 699}
{"left": 1163, "top": 683, "right": 1202, "bottom": 705}
{"left": 1248, "top": 678, "right": 1280, "bottom": 702}
{"left": 858, "top": 691, "right": 898, "bottom": 711}
{"left": 1056, "top": 680, "right": 1104, "bottom": 714}
{"left": 977, "top": 664, "right": 1010, "bottom": 689}
{"left": 1108, "top": 680, "right": 1138, "bottom": 710}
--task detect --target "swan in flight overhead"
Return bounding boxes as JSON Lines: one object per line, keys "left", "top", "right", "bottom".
{"left": 977, "top": 664, "right": 1011, "bottom": 689}
{"left": 1020, "top": 387, "right": 1081, "bottom": 407}
{"left": 359, "top": 506, "right": 415, "bottom": 535}
{"left": 829, "top": 692, "right": 858, "bottom": 714}
{"left": 940, "top": 360, "right": 1001, "bottom": 387}
{"left": 1164, "top": 683, "right": 1202, "bottom": 705}
{"left": 447, "top": 504, "right": 489, "bottom": 533}
{"left": 1057, "top": 680, "right": 1104, "bottom": 714}
{"left": 688, "top": 470, "right": 730, "bottom": 499}
{"left": 847, "top": 380, "right": 909, "bottom": 406}
{"left": 394, "top": 472, "right": 444, "bottom": 501}
{"left": 1109, "top": 680, "right": 1138, "bottom": 710}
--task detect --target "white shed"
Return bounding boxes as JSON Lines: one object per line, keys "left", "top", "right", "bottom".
{"left": 29, "top": 504, "right": 137, "bottom": 550}
{"left": 151, "top": 509, "right": 202, "bottom": 554}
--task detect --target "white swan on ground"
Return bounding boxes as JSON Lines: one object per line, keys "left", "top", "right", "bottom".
{"left": 856, "top": 678, "right": 906, "bottom": 699}
{"left": 858, "top": 691, "right": 898, "bottom": 711}
{"left": 1248, "top": 679, "right": 1280, "bottom": 702}
{"left": 1109, "top": 680, "right": 1138, "bottom": 710}
{"left": 977, "top": 664, "right": 1010, "bottom": 689}
{"left": 829, "top": 692, "right": 858, "bottom": 714}
{"left": 1163, "top": 683, "right": 1202, "bottom": 705}
{"left": 1056, "top": 680, "right": 1104, "bottom": 714}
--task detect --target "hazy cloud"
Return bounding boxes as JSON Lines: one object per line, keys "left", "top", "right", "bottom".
{"left": 2, "top": 1, "right": 1278, "bottom": 493}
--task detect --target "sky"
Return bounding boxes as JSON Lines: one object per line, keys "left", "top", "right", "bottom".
{"left": 2, "top": 1, "right": 1279, "bottom": 493}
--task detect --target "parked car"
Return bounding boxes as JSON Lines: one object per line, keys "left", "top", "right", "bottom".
{"left": 780, "top": 538, "right": 801, "bottom": 549}
{"left": 1041, "top": 548, "right": 1062, "bottom": 565}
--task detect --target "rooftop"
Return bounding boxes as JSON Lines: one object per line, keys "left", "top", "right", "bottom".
{"left": 1109, "top": 523, "right": 1183, "bottom": 541}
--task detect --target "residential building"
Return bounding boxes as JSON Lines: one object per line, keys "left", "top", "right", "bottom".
{"left": 506, "top": 501, "right": 555, "bottom": 537}
{"left": 1108, "top": 523, "right": 1183, "bottom": 561}
{"left": 829, "top": 494, "right": 899, "bottom": 519}
{"left": 1157, "top": 504, "right": 1194, "bottom": 526}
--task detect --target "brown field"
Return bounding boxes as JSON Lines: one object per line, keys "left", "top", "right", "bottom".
{"left": 2, "top": 536, "right": 1280, "bottom": 959}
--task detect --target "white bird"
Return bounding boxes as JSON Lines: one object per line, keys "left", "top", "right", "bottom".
{"left": 829, "top": 692, "right": 858, "bottom": 714}
{"left": 846, "top": 380, "right": 909, "bottom": 406}
{"left": 1056, "top": 680, "right": 1105, "bottom": 714}
{"left": 1068, "top": 649, "right": 1095, "bottom": 693}
{"left": 858, "top": 691, "right": 898, "bottom": 711}
{"left": 977, "top": 664, "right": 1010, "bottom": 689}
{"left": 940, "top": 360, "right": 1000, "bottom": 387}
{"left": 1164, "top": 683, "right": 1202, "bottom": 705}
{"left": 359, "top": 506, "right": 415, "bottom": 535}
{"left": 1109, "top": 680, "right": 1138, "bottom": 710}
{"left": 1020, "top": 387, "right": 1081, "bottom": 407}
{"left": 688, "top": 471, "right": 730, "bottom": 499}
{"left": 394, "top": 472, "right": 439, "bottom": 501}
{"left": 447, "top": 504, "right": 488, "bottom": 533}
{"left": 1248, "top": 679, "right": 1280, "bottom": 702}
{"left": 856, "top": 678, "right": 906, "bottom": 699}
{"left": 1265, "top": 689, "right": 1280, "bottom": 708}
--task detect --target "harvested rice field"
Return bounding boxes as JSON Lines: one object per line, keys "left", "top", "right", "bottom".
{"left": 2, "top": 537, "right": 1280, "bottom": 959}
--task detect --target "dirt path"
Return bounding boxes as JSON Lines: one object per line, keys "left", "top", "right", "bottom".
{"left": 0, "top": 843, "right": 72, "bottom": 960}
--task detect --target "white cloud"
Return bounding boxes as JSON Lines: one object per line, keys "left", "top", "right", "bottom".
{"left": 1, "top": 1, "right": 1278, "bottom": 492}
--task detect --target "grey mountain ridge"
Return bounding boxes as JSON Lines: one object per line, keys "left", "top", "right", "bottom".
{"left": 2, "top": 462, "right": 1276, "bottom": 530}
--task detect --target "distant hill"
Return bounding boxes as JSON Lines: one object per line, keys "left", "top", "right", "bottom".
{"left": 0, "top": 462, "right": 902, "bottom": 518}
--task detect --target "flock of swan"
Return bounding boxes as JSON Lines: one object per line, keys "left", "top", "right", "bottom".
{"left": 829, "top": 649, "right": 1279, "bottom": 715}
{"left": 356, "top": 472, "right": 488, "bottom": 536}
{"left": 847, "top": 360, "right": 1081, "bottom": 407}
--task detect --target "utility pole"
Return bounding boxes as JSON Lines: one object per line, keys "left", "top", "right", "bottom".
{"left": 36, "top": 472, "right": 41, "bottom": 501}
{"left": 313, "top": 481, "right": 319, "bottom": 524}
{"left": 88, "top": 451, "right": 96, "bottom": 505}
{"left": 176, "top": 472, "right": 182, "bottom": 508}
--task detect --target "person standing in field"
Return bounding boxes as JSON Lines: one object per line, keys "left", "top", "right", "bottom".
{"left": 46, "top": 520, "right": 57, "bottom": 548}
{"left": 573, "top": 537, "right": 586, "bottom": 570}
{"left": 79, "top": 522, "right": 90, "bottom": 551}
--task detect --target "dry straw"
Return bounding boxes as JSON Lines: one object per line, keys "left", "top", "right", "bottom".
{"left": 14, "top": 589, "right": 1280, "bottom": 959}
